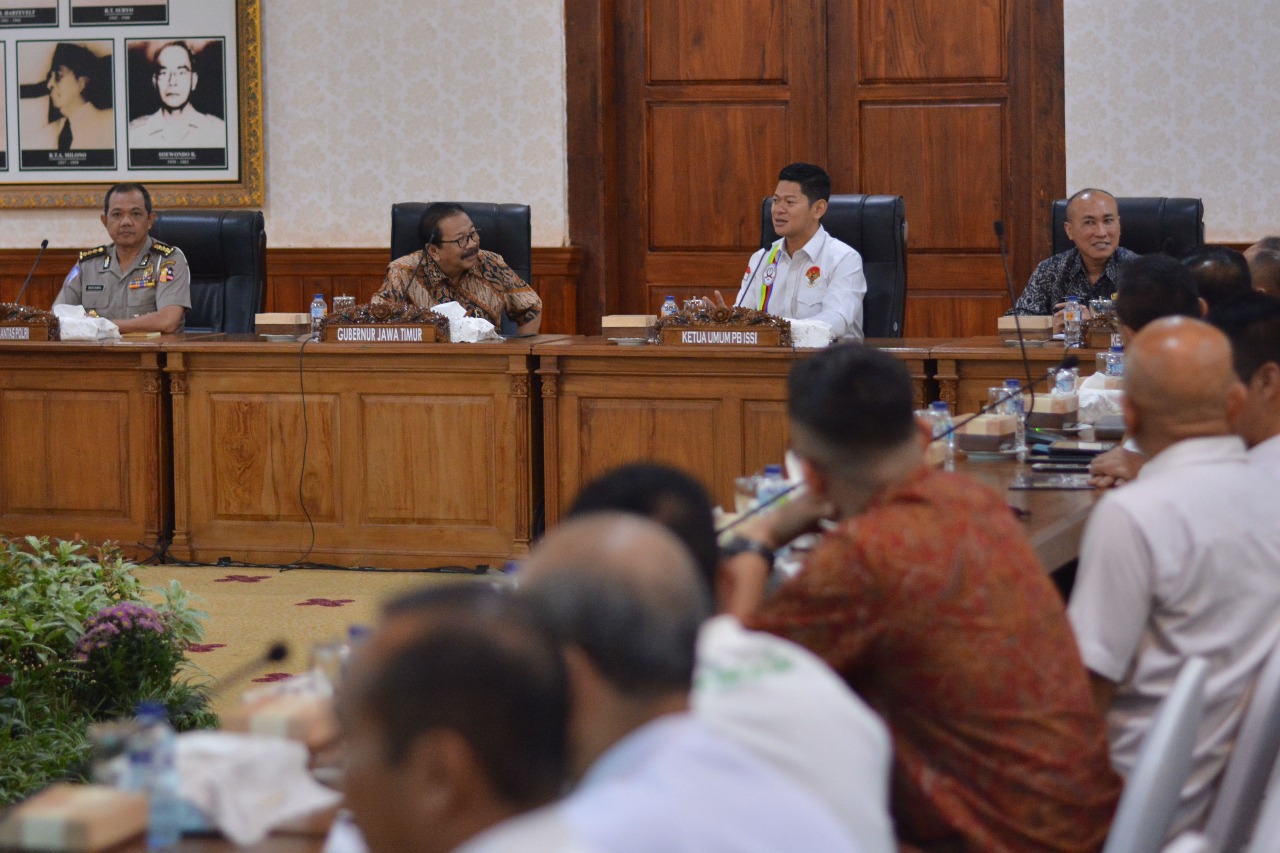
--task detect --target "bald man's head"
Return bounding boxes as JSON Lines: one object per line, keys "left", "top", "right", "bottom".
{"left": 1123, "top": 317, "right": 1246, "bottom": 454}
{"left": 520, "top": 513, "right": 709, "bottom": 699}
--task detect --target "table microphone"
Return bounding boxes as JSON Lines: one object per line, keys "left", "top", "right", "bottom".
{"left": 205, "top": 641, "right": 289, "bottom": 701}
{"left": 13, "top": 239, "right": 49, "bottom": 305}
{"left": 941, "top": 352, "right": 1079, "bottom": 441}
{"left": 993, "top": 221, "right": 1039, "bottom": 417}
{"left": 733, "top": 248, "right": 770, "bottom": 308}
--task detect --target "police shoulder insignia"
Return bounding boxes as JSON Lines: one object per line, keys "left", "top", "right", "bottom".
{"left": 79, "top": 245, "right": 108, "bottom": 261}
{"left": 150, "top": 241, "right": 175, "bottom": 257}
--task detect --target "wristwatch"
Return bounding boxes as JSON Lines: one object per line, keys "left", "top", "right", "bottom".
{"left": 720, "top": 533, "right": 776, "bottom": 566}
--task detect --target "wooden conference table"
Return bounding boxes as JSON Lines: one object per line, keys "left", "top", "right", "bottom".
{"left": 0, "top": 333, "right": 1100, "bottom": 571}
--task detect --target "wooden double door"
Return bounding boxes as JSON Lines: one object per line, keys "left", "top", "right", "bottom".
{"left": 567, "top": 0, "right": 1065, "bottom": 338}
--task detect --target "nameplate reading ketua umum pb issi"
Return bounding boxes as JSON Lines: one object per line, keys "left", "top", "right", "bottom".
{"left": 322, "top": 324, "right": 439, "bottom": 343}
{"left": 660, "top": 326, "right": 783, "bottom": 347}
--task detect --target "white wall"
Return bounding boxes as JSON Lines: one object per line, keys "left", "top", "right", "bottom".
{"left": 0, "top": 0, "right": 569, "bottom": 249}
{"left": 1065, "top": 0, "right": 1280, "bottom": 242}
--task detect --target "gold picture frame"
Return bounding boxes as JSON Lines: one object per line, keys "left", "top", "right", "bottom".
{"left": 0, "top": 0, "right": 262, "bottom": 207}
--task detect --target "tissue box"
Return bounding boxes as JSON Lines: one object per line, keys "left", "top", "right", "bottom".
{"left": 1026, "top": 393, "right": 1079, "bottom": 429}
{"left": 956, "top": 414, "right": 1017, "bottom": 453}
{"left": 221, "top": 693, "right": 339, "bottom": 750}
{"left": 255, "top": 313, "right": 310, "bottom": 336}
{"left": 0, "top": 784, "right": 147, "bottom": 852}
{"left": 997, "top": 315, "right": 1054, "bottom": 340}
{"left": 602, "top": 314, "right": 655, "bottom": 339}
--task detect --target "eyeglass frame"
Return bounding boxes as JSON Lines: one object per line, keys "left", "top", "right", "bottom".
{"left": 434, "top": 229, "right": 481, "bottom": 249}
{"left": 154, "top": 68, "right": 193, "bottom": 83}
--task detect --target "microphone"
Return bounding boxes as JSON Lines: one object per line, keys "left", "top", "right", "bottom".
{"left": 205, "top": 641, "right": 290, "bottom": 701}
{"left": 994, "top": 221, "right": 1038, "bottom": 419}
{"left": 14, "top": 239, "right": 49, "bottom": 305}
{"left": 942, "top": 351, "right": 1079, "bottom": 441}
{"left": 733, "top": 247, "right": 770, "bottom": 309}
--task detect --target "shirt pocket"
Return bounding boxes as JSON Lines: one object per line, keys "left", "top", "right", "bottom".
{"left": 127, "top": 284, "right": 159, "bottom": 317}
{"left": 81, "top": 283, "right": 111, "bottom": 312}
{"left": 795, "top": 275, "right": 830, "bottom": 316}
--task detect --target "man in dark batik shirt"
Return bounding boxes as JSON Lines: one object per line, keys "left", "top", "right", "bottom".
{"left": 1009, "top": 188, "right": 1138, "bottom": 328}
{"left": 373, "top": 202, "right": 542, "bottom": 334}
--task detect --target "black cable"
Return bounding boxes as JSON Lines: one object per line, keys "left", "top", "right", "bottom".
{"left": 290, "top": 334, "right": 318, "bottom": 568}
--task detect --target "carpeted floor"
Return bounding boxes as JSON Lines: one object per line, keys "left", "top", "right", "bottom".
{"left": 131, "top": 565, "right": 503, "bottom": 717}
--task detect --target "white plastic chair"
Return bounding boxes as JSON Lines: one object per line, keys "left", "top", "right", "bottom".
{"left": 1104, "top": 656, "right": 1210, "bottom": 853}
{"left": 1244, "top": 761, "right": 1280, "bottom": 853}
{"left": 1202, "top": 634, "right": 1280, "bottom": 852}
{"left": 1164, "top": 832, "right": 1211, "bottom": 853}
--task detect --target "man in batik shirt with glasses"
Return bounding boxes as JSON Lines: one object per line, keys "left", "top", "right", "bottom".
{"left": 373, "top": 202, "right": 542, "bottom": 335}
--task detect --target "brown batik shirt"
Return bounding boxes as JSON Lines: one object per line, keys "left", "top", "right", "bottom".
{"left": 373, "top": 249, "right": 541, "bottom": 328}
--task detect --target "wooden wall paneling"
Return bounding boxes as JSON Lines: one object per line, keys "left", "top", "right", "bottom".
{"left": 859, "top": 0, "right": 1005, "bottom": 81}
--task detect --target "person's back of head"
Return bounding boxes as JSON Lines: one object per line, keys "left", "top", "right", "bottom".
{"left": 1114, "top": 254, "right": 1202, "bottom": 333}
{"left": 786, "top": 344, "right": 916, "bottom": 480}
{"left": 1248, "top": 248, "right": 1280, "bottom": 298}
{"left": 340, "top": 585, "right": 568, "bottom": 853}
{"left": 1182, "top": 246, "right": 1253, "bottom": 310}
{"left": 566, "top": 463, "right": 718, "bottom": 595}
{"left": 777, "top": 162, "right": 831, "bottom": 204}
{"left": 1208, "top": 292, "right": 1280, "bottom": 448}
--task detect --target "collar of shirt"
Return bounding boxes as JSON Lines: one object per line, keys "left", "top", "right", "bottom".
{"left": 576, "top": 713, "right": 692, "bottom": 791}
{"left": 110, "top": 235, "right": 156, "bottom": 278}
{"left": 778, "top": 226, "right": 829, "bottom": 265}
{"left": 1249, "top": 432, "right": 1280, "bottom": 467}
{"left": 1068, "top": 247, "right": 1123, "bottom": 288}
{"left": 1136, "top": 434, "right": 1247, "bottom": 480}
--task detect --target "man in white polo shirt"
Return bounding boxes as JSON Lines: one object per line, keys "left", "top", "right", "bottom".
{"left": 1211, "top": 292, "right": 1280, "bottom": 481}
{"left": 723, "top": 162, "right": 867, "bottom": 340}
{"left": 1068, "top": 316, "right": 1280, "bottom": 837}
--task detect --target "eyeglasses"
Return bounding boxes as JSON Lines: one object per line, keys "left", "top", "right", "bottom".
{"left": 155, "top": 68, "right": 192, "bottom": 82}
{"left": 437, "top": 229, "right": 481, "bottom": 249}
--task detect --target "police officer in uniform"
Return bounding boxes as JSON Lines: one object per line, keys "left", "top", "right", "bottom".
{"left": 54, "top": 182, "right": 191, "bottom": 334}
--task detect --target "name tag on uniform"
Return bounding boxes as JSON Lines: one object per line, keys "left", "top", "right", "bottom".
{"left": 86, "top": 284, "right": 104, "bottom": 291}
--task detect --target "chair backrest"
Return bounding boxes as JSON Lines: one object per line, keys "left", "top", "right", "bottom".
{"left": 1104, "top": 657, "right": 1211, "bottom": 853}
{"left": 390, "top": 202, "right": 533, "bottom": 286}
{"left": 1050, "top": 197, "right": 1205, "bottom": 257}
{"left": 1161, "top": 832, "right": 1211, "bottom": 853}
{"left": 149, "top": 210, "right": 266, "bottom": 333}
{"left": 1202, "top": 634, "right": 1280, "bottom": 853}
{"left": 759, "top": 194, "right": 907, "bottom": 338}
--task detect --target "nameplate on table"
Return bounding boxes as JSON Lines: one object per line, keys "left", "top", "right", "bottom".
{"left": 0, "top": 323, "right": 50, "bottom": 341}
{"left": 660, "top": 326, "right": 783, "bottom": 347}
{"left": 322, "top": 324, "right": 438, "bottom": 344}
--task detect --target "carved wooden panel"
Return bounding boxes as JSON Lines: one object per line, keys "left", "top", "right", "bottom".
{"left": 207, "top": 393, "right": 339, "bottom": 522}
{"left": 1, "top": 391, "right": 128, "bottom": 515}
{"left": 859, "top": 0, "right": 1005, "bottom": 82}
{"left": 647, "top": 0, "right": 787, "bottom": 83}
{"left": 860, "top": 102, "right": 1006, "bottom": 250}
{"left": 360, "top": 395, "right": 495, "bottom": 525}
{"left": 649, "top": 104, "right": 789, "bottom": 250}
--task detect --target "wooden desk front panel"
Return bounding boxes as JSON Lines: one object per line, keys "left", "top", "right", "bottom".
{"left": 167, "top": 343, "right": 538, "bottom": 569}
{"left": 0, "top": 343, "right": 169, "bottom": 554}
{"left": 933, "top": 337, "right": 1099, "bottom": 414}
{"left": 538, "top": 342, "right": 799, "bottom": 522}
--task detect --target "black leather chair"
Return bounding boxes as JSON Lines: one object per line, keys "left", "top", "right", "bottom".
{"left": 1050, "top": 197, "right": 1204, "bottom": 257}
{"left": 149, "top": 210, "right": 266, "bottom": 333}
{"left": 759, "top": 194, "right": 907, "bottom": 338}
{"left": 390, "top": 202, "right": 532, "bottom": 285}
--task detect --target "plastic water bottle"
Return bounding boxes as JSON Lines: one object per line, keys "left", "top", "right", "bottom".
{"left": 1002, "top": 378, "right": 1026, "bottom": 450}
{"left": 127, "top": 702, "right": 183, "bottom": 850}
{"left": 928, "top": 401, "right": 955, "bottom": 470}
{"left": 1106, "top": 334, "right": 1125, "bottom": 378}
{"left": 1063, "top": 295, "right": 1082, "bottom": 347}
{"left": 756, "top": 464, "right": 789, "bottom": 508}
{"left": 1055, "top": 365, "right": 1079, "bottom": 394}
{"left": 660, "top": 295, "right": 678, "bottom": 318}
{"left": 310, "top": 293, "right": 327, "bottom": 337}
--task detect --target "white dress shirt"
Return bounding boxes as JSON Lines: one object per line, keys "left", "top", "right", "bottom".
{"left": 734, "top": 226, "right": 867, "bottom": 339}
{"left": 1250, "top": 432, "right": 1280, "bottom": 480}
{"left": 1068, "top": 435, "right": 1280, "bottom": 835}
{"left": 693, "top": 616, "right": 895, "bottom": 853}
{"left": 559, "top": 714, "right": 862, "bottom": 852}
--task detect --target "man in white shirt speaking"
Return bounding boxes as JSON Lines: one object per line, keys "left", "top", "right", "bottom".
{"left": 730, "top": 162, "right": 867, "bottom": 340}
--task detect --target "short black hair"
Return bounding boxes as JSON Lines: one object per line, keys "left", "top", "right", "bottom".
{"left": 1182, "top": 246, "right": 1252, "bottom": 310}
{"left": 566, "top": 463, "right": 718, "bottom": 595}
{"left": 418, "top": 202, "right": 468, "bottom": 247}
{"left": 151, "top": 41, "right": 195, "bottom": 73}
{"left": 787, "top": 344, "right": 915, "bottom": 466}
{"left": 103, "top": 182, "right": 153, "bottom": 216}
{"left": 777, "top": 163, "right": 831, "bottom": 205}
{"left": 1207, "top": 291, "right": 1280, "bottom": 383}
{"left": 362, "top": 585, "right": 568, "bottom": 808}
{"left": 1114, "top": 254, "right": 1201, "bottom": 332}
{"left": 1250, "top": 252, "right": 1280, "bottom": 297}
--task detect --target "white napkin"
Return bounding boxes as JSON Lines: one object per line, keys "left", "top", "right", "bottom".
{"left": 430, "top": 301, "right": 503, "bottom": 343}
{"left": 175, "top": 731, "right": 341, "bottom": 845}
{"left": 788, "top": 318, "right": 835, "bottom": 348}
{"left": 52, "top": 304, "right": 121, "bottom": 341}
{"left": 1077, "top": 371, "right": 1124, "bottom": 423}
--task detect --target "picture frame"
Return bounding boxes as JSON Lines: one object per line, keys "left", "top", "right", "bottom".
{"left": 0, "top": 0, "right": 261, "bottom": 207}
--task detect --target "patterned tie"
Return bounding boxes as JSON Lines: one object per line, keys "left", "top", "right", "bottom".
{"left": 57, "top": 119, "right": 72, "bottom": 152}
